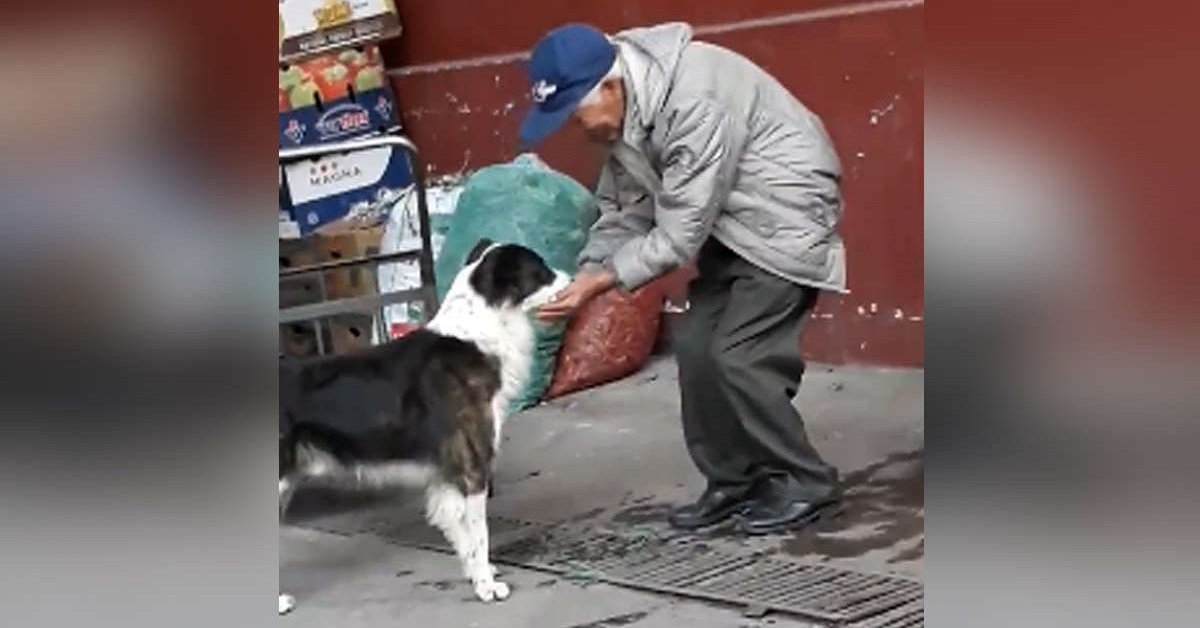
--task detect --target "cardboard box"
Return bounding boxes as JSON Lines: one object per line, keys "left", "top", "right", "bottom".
{"left": 279, "top": 227, "right": 387, "bottom": 357}
{"left": 327, "top": 314, "right": 377, "bottom": 355}
{"left": 279, "top": 238, "right": 324, "bottom": 309}
{"left": 280, "top": 143, "right": 412, "bottom": 235}
{"left": 280, "top": 322, "right": 320, "bottom": 358}
{"left": 279, "top": 0, "right": 402, "bottom": 62}
{"left": 278, "top": 314, "right": 376, "bottom": 358}
{"left": 316, "top": 226, "right": 385, "bottom": 299}
{"left": 279, "top": 45, "right": 397, "bottom": 148}
{"left": 279, "top": 227, "right": 385, "bottom": 301}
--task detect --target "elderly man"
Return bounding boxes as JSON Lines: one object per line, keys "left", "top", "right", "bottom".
{"left": 523, "top": 22, "right": 845, "bottom": 534}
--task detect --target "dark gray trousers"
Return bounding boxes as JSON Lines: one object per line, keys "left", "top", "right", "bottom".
{"left": 673, "top": 239, "right": 838, "bottom": 503}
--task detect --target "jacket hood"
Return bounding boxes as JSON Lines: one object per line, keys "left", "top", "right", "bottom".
{"left": 612, "top": 22, "right": 693, "bottom": 140}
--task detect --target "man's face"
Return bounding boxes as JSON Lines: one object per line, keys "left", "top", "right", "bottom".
{"left": 572, "top": 78, "right": 624, "bottom": 144}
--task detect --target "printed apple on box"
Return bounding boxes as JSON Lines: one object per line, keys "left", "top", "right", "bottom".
{"left": 278, "top": 45, "right": 397, "bottom": 148}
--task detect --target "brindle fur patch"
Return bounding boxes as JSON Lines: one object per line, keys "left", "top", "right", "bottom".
{"left": 434, "top": 355, "right": 501, "bottom": 494}
{"left": 279, "top": 329, "right": 501, "bottom": 494}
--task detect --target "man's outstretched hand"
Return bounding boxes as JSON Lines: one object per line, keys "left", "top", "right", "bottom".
{"left": 536, "top": 269, "right": 616, "bottom": 321}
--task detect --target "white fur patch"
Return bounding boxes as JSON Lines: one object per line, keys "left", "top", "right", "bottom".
{"left": 428, "top": 256, "right": 567, "bottom": 430}
{"left": 425, "top": 485, "right": 509, "bottom": 602}
{"left": 351, "top": 462, "right": 437, "bottom": 488}
{"left": 290, "top": 440, "right": 437, "bottom": 489}
{"left": 522, "top": 270, "right": 571, "bottom": 312}
{"left": 294, "top": 441, "right": 340, "bottom": 477}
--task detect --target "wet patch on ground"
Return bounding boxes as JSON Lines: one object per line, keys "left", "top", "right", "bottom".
{"left": 517, "top": 469, "right": 543, "bottom": 482}
{"left": 561, "top": 610, "right": 650, "bottom": 628}
{"left": 781, "top": 449, "right": 924, "bottom": 563}
{"left": 609, "top": 500, "right": 757, "bottom": 547}
{"left": 889, "top": 538, "right": 924, "bottom": 564}
{"left": 517, "top": 451, "right": 922, "bottom": 570}
{"left": 413, "top": 579, "right": 459, "bottom": 592}
{"left": 611, "top": 502, "right": 673, "bottom": 526}
{"left": 567, "top": 507, "right": 609, "bottom": 523}
{"left": 500, "top": 525, "right": 663, "bottom": 566}
{"left": 615, "top": 491, "right": 660, "bottom": 508}
{"left": 690, "top": 519, "right": 754, "bottom": 545}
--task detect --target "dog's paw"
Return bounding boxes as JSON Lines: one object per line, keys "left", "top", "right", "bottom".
{"left": 473, "top": 579, "right": 510, "bottom": 602}
{"left": 278, "top": 593, "right": 296, "bottom": 615}
{"left": 489, "top": 563, "right": 500, "bottom": 578}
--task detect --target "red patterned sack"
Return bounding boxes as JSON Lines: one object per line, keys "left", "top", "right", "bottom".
{"left": 390, "top": 322, "right": 420, "bottom": 339}
{"left": 544, "top": 275, "right": 671, "bottom": 399}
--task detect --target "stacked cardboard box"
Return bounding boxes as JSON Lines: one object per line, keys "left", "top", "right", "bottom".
{"left": 277, "top": 2, "right": 407, "bottom": 355}
{"left": 279, "top": 227, "right": 386, "bottom": 357}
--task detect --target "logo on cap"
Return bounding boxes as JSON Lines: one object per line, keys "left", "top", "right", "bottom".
{"left": 531, "top": 80, "right": 558, "bottom": 104}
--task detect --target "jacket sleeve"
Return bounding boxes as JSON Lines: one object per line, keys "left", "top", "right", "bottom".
{"left": 608, "top": 99, "right": 742, "bottom": 289}
{"left": 576, "top": 158, "right": 653, "bottom": 272}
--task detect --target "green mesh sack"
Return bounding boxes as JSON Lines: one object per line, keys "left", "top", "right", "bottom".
{"left": 434, "top": 154, "right": 599, "bottom": 412}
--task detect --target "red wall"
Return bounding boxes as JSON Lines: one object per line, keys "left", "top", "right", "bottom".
{"left": 381, "top": 1, "right": 924, "bottom": 367}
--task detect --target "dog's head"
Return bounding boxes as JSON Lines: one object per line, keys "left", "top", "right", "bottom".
{"left": 462, "top": 239, "right": 570, "bottom": 312}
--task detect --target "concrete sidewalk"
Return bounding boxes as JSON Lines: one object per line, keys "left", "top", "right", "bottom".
{"left": 282, "top": 357, "right": 923, "bottom": 627}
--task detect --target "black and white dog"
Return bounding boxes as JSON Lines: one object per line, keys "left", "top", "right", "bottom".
{"left": 279, "top": 240, "right": 568, "bottom": 613}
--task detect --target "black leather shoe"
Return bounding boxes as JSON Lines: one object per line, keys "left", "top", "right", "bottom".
{"left": 737, "top": 498, "right": 832, "bottom": 535}
{"left": 668, "top": 488, "right": 750, "bottom": 530}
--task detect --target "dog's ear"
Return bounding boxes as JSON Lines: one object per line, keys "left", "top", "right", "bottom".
{"left": 465, "top": 238, "right": 495, "bottom": 264}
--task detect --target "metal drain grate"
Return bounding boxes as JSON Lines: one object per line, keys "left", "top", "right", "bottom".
{"left": 380, "top": 518, "right": 922, "bottom": 627}
{"left": 851, "top": 601, "right": 923, "bottom": 628}
{"left": 496, "top": 528, "right": 921, "bottom": 626}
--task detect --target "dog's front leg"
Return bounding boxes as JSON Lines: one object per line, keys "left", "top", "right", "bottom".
{"left": 426, "top": 486, "right": 508, "bottom": 602}
{"left": 464, "top": 490, "right": 508, "bottom": 600}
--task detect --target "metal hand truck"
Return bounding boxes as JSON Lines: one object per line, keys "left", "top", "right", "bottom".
{"left": 278, "top": 132, "right": 438, "bottom": 356}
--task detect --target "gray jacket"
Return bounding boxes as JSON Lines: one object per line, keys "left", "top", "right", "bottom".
{"left": 578, "top": 23, "right": 847, "bottom": 292}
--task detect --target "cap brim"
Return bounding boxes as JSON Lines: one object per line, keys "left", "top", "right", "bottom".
{"left": 518, "top": 82, "right": 592, "bottom": 148}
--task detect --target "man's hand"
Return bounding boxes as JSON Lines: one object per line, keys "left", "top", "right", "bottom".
{"left": 536, "top": 270, "right": 616, "bottom": 321}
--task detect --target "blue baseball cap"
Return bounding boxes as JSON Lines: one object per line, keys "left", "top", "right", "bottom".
{"left": 519, "top": 23, "right": 616, "bottom": 148}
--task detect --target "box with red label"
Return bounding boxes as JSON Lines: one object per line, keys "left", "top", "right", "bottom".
{"left": 279, "top": 45, "right": 397, "bottom": 148}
